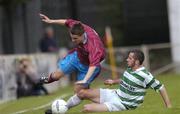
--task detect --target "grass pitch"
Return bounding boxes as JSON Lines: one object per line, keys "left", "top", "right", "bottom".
{"left": 0, "top": 74, "right": 180, "bottom": 114}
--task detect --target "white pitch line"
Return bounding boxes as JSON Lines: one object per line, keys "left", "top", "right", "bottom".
{"left": 11, "top": 93, "right": 70, "bottom": 114}
{"left": 9, "top": 85, "right": 105, "bottom": 114}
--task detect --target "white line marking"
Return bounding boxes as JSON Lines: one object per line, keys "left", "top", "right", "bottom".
{"left": 11, "top": 93, "right": 70, "bottom": 114}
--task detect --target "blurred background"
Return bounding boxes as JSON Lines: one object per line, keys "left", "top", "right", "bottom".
{"left": 0, "top": 0, "right": 180, "bottom": 110}
{"left": 0, "top": 0, "right": 170, "bottom": 53}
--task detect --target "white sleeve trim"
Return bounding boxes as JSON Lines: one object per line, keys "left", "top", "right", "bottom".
{"left": 156, "top": 84, "right": 164, "bottom": 92}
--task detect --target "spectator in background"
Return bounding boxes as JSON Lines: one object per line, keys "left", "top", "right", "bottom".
{"left": 39, "top": 26, "right": 58, "bottom": 52}
{"left": 16, "top": 58, "right": 48, "bottom": 98}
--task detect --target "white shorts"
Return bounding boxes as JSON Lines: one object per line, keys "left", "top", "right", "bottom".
{"left": 100, "top": 88, "right": 127, "bottom": 112}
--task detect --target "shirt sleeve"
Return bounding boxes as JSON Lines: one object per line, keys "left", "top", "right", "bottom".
{"left": 65, "top": 19, "right": 80, "bottom": 28}
{"left": 145, "top": 72, "right": 163, "bottom": 92}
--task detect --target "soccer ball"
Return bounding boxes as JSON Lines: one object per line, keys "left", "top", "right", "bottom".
{"left": 51, "top": 99, "right": 68, "bottom": 114}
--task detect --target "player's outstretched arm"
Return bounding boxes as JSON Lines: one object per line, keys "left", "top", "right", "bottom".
{"left": 76, "top": 66, "right": 97, "bottom": 84}
{"left": 104, "top": 79, "right": 121, "bottom": 85}
{"left": 40, "top": 13, "right": 66, "bottom": 25}
{"left": 159, "top": 86, "right": 172, "bottom": 108}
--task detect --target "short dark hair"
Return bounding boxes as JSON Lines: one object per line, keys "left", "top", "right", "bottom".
{"left": 70, "top": 23, "right": 85, "bottom": 36}
{"left": 128, "top": 49, "right": 144, "bottom": 65}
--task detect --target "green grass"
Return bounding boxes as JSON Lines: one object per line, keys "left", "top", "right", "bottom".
{"left": 0, "top": 74, "right": 180, "bottom": 114}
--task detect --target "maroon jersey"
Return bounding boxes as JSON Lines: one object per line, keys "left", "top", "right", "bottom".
{"left": 65, "top": 19, "right": 105, "bottom": 66}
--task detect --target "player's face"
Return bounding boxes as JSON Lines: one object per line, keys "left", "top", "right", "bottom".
{"left": 70, "top": 33, "right": 83, "bottom": 45}
{"left": 126, "top": 52, "right": 136, "bottom": 67}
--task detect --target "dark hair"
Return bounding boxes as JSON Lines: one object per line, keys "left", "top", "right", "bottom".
{"left": 128, "top": 49, "right": 144, "bottom": 65}
{"left": 70, "top": 23, "right": 84, "bottom": 36}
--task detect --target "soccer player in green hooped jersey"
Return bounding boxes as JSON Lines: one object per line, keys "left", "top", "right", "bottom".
{"left": 77, "top": 49, "right": 172, "bottom": 112}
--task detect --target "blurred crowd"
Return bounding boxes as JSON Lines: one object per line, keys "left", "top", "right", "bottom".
{"left": 16, "top": 58, "right": 48, "bottom": 98}
{"left": 14, "top": 26, "right": 73, "bottom": 98}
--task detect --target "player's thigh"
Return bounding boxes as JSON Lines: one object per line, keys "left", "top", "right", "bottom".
{"left": 100, "top": 89, "right": 127, "bottom": 111}
{"left": 83, "top": 103, "right": 108, "bottom": 112}
{"left": 78, "top": 88, "right": 100, "bottom": 103}
{"left": 57, "top": 51, "right": 78, "bottom": 75}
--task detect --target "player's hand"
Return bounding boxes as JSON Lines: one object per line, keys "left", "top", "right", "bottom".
{"left": 104, "top": 79, "right": 114, "bottom": 85}
{"left": 39, "top": 76, "right": 49, "bottom": 84}
{"left": 39, "top": 13, "right": 52, "bottom": 23}
{"left": 75, "top": 80, "right": 87, "bottom": 85}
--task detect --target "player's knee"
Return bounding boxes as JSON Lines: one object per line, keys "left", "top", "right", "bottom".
{"left": 74, "top": 87, "right": 81, "bottom": 93}
{"left": 77, "top": 89, "right": 87, "bottom": 99}
{"left": 77, "top": 89, "right": 85, "bottom": 98}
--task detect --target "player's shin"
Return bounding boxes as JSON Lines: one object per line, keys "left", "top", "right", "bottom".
{"left": 40, "top": 72, "right": 59, "bottom": 83}
{"left": 66, "top": 94, "right": 82, "bottom": 109}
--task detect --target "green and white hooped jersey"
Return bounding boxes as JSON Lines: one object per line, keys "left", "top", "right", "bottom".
{"left": 116, "top": 67, "right": 163, "bottom": 109}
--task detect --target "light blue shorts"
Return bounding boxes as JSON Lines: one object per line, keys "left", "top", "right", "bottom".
{"left": 57, "top": 51, "right": 101, "bottom": 87}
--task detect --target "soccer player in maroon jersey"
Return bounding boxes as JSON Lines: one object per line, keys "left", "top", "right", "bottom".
{"left": 39, "top": 14, "right": 106, "bottom": 113}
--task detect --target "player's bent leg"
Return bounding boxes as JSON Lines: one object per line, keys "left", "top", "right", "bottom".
{"left": 57, "top": 51, "right": 77, "bottom": 77}
{"left": 66, "top": 84, "right": 87, "bottom": 109}
{"left": 46, "top": 69, "right": 65, "bottom": 83}
{"left": 66, "top": 94, "right": 81, "bottom": 109}
{"left": 74, "top": 84, "right": 87, "bottom": 93}
{"left": 53, "top": 69, "right": 65, "bottom": 80}
{"left": 78, "top": 88, "right": 100, "bottom": 103}
{"left": 83, "top": 103, "right": 108, "bottom": 112}
{"left": 66, "top": 87, "right": 100, "bottom": 109}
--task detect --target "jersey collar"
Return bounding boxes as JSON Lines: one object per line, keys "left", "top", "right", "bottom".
{"left": 83, "top": 32, "right": 88, "bottom": 44}
{"left": 134, "top": 66, "right": 145, "bottom": 72}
